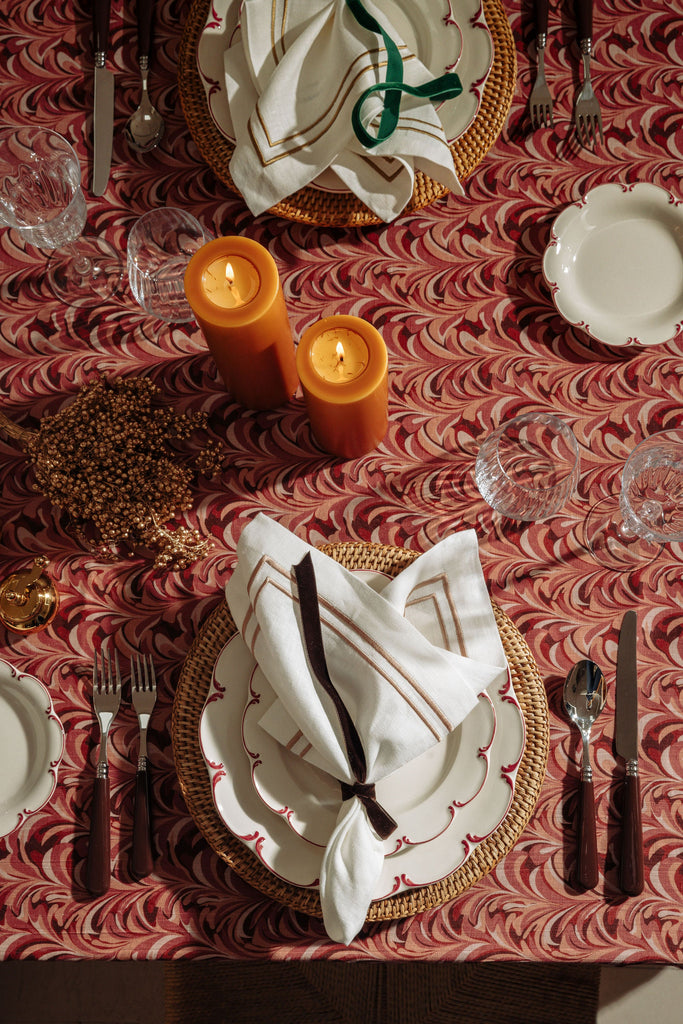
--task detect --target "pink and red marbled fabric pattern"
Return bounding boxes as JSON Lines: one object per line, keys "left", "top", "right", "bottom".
{"left": 0, "top": 0, "right": 681, "bottom": 961}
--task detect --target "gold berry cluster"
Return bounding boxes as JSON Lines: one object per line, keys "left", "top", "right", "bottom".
{"left": 25, "top": 376, "right": 222, "bottom": 570}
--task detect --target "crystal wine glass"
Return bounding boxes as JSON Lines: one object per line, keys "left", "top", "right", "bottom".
{"left": 0, "top": 125, "right": 121, "bottom": 306}
{"left": 585, "top": 429, "right": 683, "bottom": 568}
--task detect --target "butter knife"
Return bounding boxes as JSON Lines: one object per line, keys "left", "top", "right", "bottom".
{"left": 92, "top": 0, "right": 115, "bottom": 196}
{"left": 615, "top": 610, "right": 644, "bottom": 895}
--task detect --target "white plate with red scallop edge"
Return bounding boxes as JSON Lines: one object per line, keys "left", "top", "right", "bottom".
{"left": 0, "top": 658, "right": 64, "bottom": 839}
{"left": 242, "top": 663, "right": 496, "bottom": 852}
{"left": 199, "top": 574, "right": 525, "bottom": 895}
{"left": 197, "top": 0, "right": 493, "bottom": 193}
{"left": 543, "top": 183, "right": 683, "bottom": 348}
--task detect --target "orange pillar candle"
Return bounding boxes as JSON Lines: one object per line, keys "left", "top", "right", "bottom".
{"left": 184, "top": 236, "right": 298, "bottom": 410}
{"left": 296, "top": 314, "right": 388, "bottom": 458}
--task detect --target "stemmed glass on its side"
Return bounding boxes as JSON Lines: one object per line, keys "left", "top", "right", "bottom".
{"left": 0, "top": 125, "right": 121, "bottom": 306}
{"left": 585, "top": 429, "right": 683, "bottom": 569}
{"left": 474, "top": 411, "right": 581, "bottom": 522}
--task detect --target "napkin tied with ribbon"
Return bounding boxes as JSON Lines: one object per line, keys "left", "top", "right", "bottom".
{"left": 225, "top": 0, "right": 465, "bottom": 221}
{"left": 225, "top": 514, "right": 508, "bottom": 943}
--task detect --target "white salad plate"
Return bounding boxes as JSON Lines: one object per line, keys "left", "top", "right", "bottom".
{"left": 197, "top": 0, "right": 493, "bottom": 192}
{"left": 0, "top": 658, "right": 64, "bottom": 839}
{"left": 543, "top": 183, "right": 683, "bottom": 348}
{"left": 200, "top": 568, "right": 525, "bottom": 895}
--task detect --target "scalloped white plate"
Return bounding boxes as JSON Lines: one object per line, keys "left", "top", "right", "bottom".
{"left": 242, "top": 661, "right": 495, "bottom": 851}
{"left": 197, "top": 0, "right": 493, "bottom": 192}
{"left": 0, "top": 659, "right": 64, "bottom": 839}
{"left": 543, "top": 183, "right": 683, "bottom": 348}
{"left": 200, "top": 566, "right": 525, "bottom": 895}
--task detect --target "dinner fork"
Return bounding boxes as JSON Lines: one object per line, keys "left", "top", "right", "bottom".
{"left": 529, "top": 0, "right": 553, "bottom": 129}
{"left": 130, "top": 653, "right": 157, "bottom": 878}
{"left": 574, "top": 0, "right": 603, "bottom": 146}
{"left": 86, "top": 645, "right": 122, "bottom": 896}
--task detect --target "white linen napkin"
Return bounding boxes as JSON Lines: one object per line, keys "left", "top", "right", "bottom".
{"left": 225, "top": 513, "right": 508, "bottom": 943}
{"left": 224, "top": 0, "right": 464, "bottom": 221}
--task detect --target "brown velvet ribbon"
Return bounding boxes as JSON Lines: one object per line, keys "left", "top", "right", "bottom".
{"left": 293, "top": 553, "right": 397, "bottom": 840}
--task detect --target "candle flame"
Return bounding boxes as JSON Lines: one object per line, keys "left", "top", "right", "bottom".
{"left": 335, "top": 341, "right": 345, "bottom": 363}
{"left": 225, "top": 262, "right": 234, "bottom": 287}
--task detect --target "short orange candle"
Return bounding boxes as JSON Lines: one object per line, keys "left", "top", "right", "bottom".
{"left": 184, "top": 236, "right": 298, "bottom": 410}
{"left": 296, "top": 315, "right": 388, "bottom": 458}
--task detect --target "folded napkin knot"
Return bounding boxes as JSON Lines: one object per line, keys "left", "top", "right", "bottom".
{"left": 225, "top": 0, "right": 465, "bottom": 221}
{"left": 339, "top": 780, "right": 397, "bottom": 840}
{"left": 295, "top": 552, "right": 397, "bottom": 841}
{"left": 346, "top": 0, "right": 463, "bottom": 149}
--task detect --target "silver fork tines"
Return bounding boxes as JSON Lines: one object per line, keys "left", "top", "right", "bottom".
{"left": 130, "top": 653, "right": 157, "bottom": 878}
{"left": 131, "top": 654, "right": 157, "bottom": 772}
{"left": 93, "top": 646, "right": 122, "bottom": 779}
{"left": 86, "top": 645, "right": 122, "bottom": 896}
{"left": 574, "top": 40, "right": 604, "bottom": 147}
{"left": 530, "top": 32, "right": 554, "bottom": 129}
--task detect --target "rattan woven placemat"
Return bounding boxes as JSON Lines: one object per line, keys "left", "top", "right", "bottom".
{"left": 177, "top": 0, "right": 516, "bottom": 226}
{"left": 172, "top": 541, "right": 549, "bottom": 924}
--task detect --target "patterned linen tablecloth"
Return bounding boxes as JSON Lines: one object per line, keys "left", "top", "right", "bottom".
{"left": 0, "top": 0, "right": 681, "bottom": 962}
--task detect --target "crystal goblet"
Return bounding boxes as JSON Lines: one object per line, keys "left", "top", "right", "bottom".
{"left": 0, "top": 125, "right": 121, "bottom": 306}
{"left": 475, "top": 411, "right": 580, "bottom": 521}
{"left": 127, "top": 208, "right": 212, "bottom": 323}
{"left": 585, "top": 429, "right": 683, "bottom": 568}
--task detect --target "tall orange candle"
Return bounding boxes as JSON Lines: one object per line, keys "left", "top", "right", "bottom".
{"left": 296, "top": 315, "right": 388, "bottom": 458}
{"left": 184, "top": 236, "right": 298, "bottom": 409}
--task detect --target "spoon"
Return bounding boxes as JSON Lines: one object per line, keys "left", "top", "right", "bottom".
{"left": 563, "top": 659, "right": 607, "bottom": 889}
{"left": 124, "top": 0, "right": 164, "bottom": 153}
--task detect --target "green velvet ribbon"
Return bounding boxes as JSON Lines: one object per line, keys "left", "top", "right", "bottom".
{"left": 346, "top": 0, "right": 462, "bottom": 149}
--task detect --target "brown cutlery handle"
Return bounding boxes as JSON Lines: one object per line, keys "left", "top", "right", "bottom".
{"left": 93, "top": 0, "right": 112, "bottom": 55}
{"left": 138, "top": 0, "right": 155, "bottom": 62}
{"left": 533, "top": 0, "right": 549, "bottom": 38}
{"left": 620, "top": 772, "right": 644, "bottom": 896}
{"left": 575, "top": 0, "right": 593, "bottom": 42}
{"left": 86, "top": 776, "right": 111, "bottom": 896}
{"left": 132, "top": 767, "right": 154, "bottom": 878}
{"left": 578, "top": 777, "right": 599, "bottom": 889}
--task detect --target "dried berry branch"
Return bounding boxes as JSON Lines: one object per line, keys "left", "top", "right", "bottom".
{"left": 20, "top": 376, "right": 221, "bottom": 570}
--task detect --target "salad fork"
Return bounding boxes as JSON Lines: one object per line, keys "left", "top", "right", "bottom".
{"left": 574, "top": 0, "right": 603, "bottom": 146}
{"left": 130, "top": 653, "right": 157, "bottom": 878}
{"left": 86, "top": 645, "right": 122, "bottom": 896}
{"left": 529, "top": 0, "right": 553, "bottom": 129}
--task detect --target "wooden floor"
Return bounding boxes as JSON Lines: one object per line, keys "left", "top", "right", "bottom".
{"left": 0, "top": 962, "right": 164, "bottom": 1024}
{"left": 0, "top": 962, "right": 681, "bottom": 1023}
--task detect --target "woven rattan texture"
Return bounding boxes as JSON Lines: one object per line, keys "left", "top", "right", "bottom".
{"left": 177, "top": 0, "right": 516, "bottom": 226}
{"left": 172, "top": 541, "right": 549, "bottom": 923}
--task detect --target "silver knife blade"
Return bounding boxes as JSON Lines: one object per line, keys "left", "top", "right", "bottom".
{"left": 615, "top": 609, "right": 638, "bottom": 762}
{"left": 92, "top": 0, "right": 114, "bottom": 196}
{"left": 93, "top": 61, "right": 114, "bottom": 196}
{"left": 615, "top": 608, "right": 644, "bottom": 895}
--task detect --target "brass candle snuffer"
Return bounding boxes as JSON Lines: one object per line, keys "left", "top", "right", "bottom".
{"left": 0, "top": 376, "right": 222, "bottom": 575}
{"left": 0, "top": 555, "right": 59, "bottom": 633}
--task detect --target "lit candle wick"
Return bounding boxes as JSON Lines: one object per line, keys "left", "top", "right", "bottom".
{"left": 335, "top": 341, "right": 345, "bottom": 376}
{"left": 225, "top": 261, "right": 242, "bottom": 304}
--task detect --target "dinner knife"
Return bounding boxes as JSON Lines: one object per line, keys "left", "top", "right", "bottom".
{"left": 92, "top": 0, "right": 115, "bottom": 196}
{"left": 615, "top": 609, "right": 644, "bottom": 896}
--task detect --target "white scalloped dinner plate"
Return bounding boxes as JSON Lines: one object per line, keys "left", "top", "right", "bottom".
{"left": 242, "top": 662, "right": 495, "bottom": 851}
{"left": 199, "top": 571, "right": 525, "bottom": 895}
{"left": 0, "top": 659, "right": 64, "bottom": 839}
{"left": 543, "top": 183, "right": 683, "bottom": 347}
{"left": 197, "top": 0, "right": 493, "bottom": 192}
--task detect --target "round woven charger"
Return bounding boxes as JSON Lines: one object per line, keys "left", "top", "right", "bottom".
{"left": 172, "top": 541, "right": 549, "bottom": 923}
{"left": 177, "top": 0, "right": 517, "bottom": 227}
